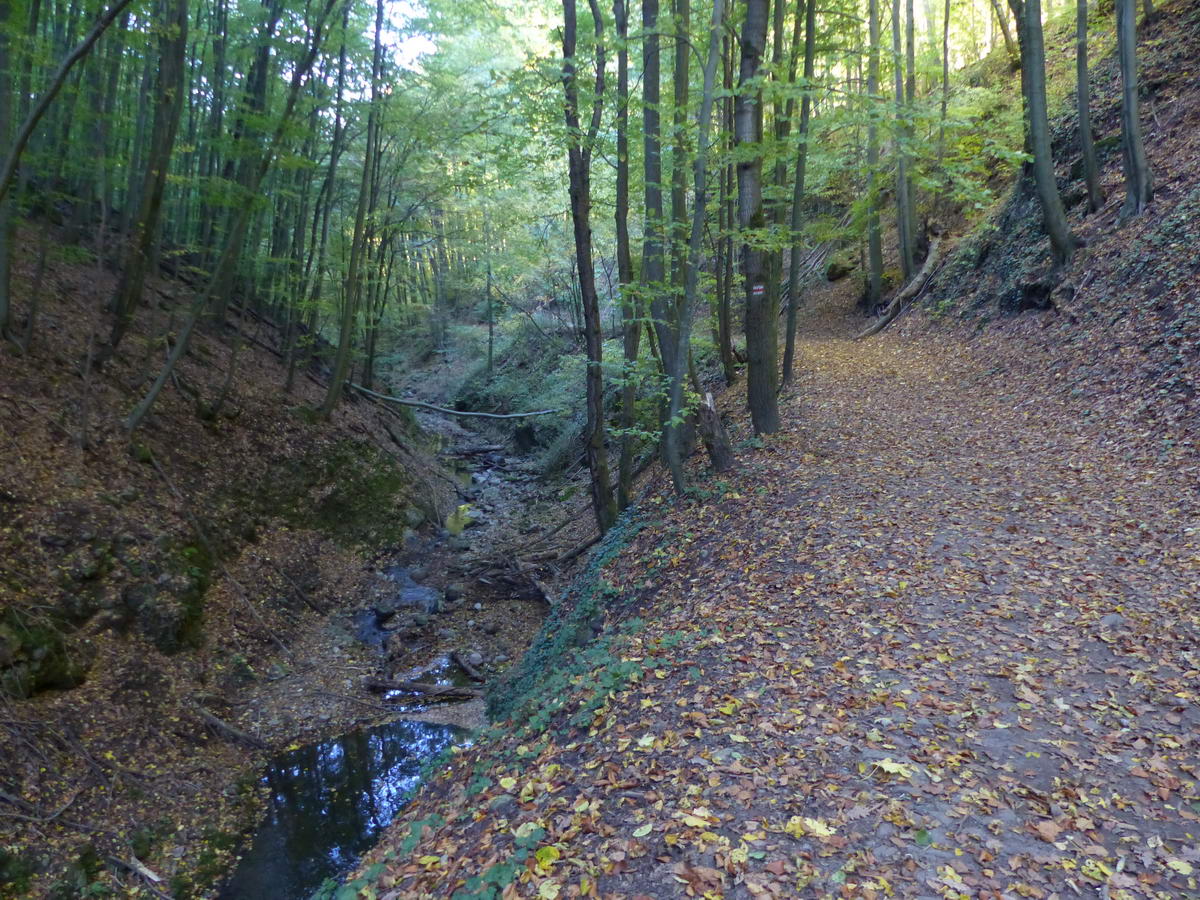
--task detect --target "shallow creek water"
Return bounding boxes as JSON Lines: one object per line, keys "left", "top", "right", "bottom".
{"left": 218, "top": 716, "right": 466, "bottom": 899}
{"left": 220, "top": 448, "right": 549, "bottom": 898}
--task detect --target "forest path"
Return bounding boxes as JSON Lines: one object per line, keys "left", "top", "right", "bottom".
{"left": 607, "top": 326, "right": 1200, "bottom": 896}
{"left": 681, "top": 328, "right": 1195, "bottom": 897}
{"left": 361, "top": 320, "right": 1200, "bottom": 899}
{"left": 576, "top": 299, "right": 1200, "bottom": 897}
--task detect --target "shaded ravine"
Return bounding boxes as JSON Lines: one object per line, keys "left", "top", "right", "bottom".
{"left": 219, "top": 442, "right": 562, "bottom": 899}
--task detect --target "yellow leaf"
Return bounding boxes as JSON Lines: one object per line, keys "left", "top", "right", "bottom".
{"left": 875, "top": 758, "right": 915, "bottom": 778}
{"left": 1167, "top": 859, "right": 1194, "bottom": 875}
{"left": 784, "top": 816, "right": 836, "bottom": 839}
{"left": 538, "top": 881, "right": 561, "bottom": 899}
{"left": 730, "top": 734, "right": 750, "bottom": 743}
{"left": 499, "top": 776, "right": 517, "bottom": 791}
{"left": 633, "top": 823, "right": 653, "bottom": 838}
{"left": 417, "top": 855, "right": 441, "bottom": 867}
{"left": 535, "top": 845, "right": 561, "bottom": 872}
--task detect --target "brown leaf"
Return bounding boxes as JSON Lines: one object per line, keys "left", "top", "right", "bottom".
{"left": 1034, "top": 820, "right": 1062, "bottom": 842}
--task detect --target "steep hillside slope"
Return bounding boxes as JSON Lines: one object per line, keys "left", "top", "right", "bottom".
{"left": 0, "top": 234, "right": 455, "bottom": 897}
{"left": 906, "top": 0, "right": 1200, "bottom": 453}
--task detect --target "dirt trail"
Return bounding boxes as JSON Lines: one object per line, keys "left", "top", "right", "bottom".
{"left": 359, "top": 302, "right": 1200, "bottom": 899}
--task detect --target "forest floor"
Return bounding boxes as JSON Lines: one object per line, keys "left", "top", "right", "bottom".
{"left": 357, "top": 275, "right": 1200, "bottom": 898}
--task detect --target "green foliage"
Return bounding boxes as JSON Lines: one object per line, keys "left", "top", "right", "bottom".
{"left": 488, "top": 511, "right": 647, "bottom": 725}
{"left": 0, "top": 847, "right": 36, "bottom": 895}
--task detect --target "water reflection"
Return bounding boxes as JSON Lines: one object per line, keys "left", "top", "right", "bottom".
{"left": 220, "top": 719, "right": 464, "bottom": 900}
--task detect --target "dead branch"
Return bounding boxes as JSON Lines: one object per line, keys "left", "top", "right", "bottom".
{"left": 350, "top": 383, "right": 563, "bottom": 419}
{"left": 105, "top": 856, "right": 173, "bottom": 900}
{"left": 450, "top": 651, "right": 486, "bottom": 683}
{"left": 189, "top": 703, "right": 267, "bottom": 750}
{"left": 557, "top": 533, "right": 602, "bottom": 565}
{"left": 855, "top": 237, "right": 944, "bottom": 340}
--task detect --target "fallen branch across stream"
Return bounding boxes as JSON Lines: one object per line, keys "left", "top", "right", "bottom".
{"left": 364, "top": 678, "right": 483, "bottom": 699}
{"left": 350, "top": 384, "right": 563, "bottom": 419}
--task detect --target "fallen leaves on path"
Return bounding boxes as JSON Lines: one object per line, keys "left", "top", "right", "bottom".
{"left": 356, "top": 321, "right": 1200, "bottom": 899}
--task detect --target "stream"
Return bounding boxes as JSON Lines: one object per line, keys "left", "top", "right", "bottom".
{"left": 217, "top": 441, "right": 555, "bottom": 899}
{"left": 217, "top": 718, "right": 466, "bottom": 899}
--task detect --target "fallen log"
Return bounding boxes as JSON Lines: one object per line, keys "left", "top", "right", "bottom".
{"left": 364, "top": 678, "right": 483, "bottom": 699}
{"left": 350, "top": 383, "right": 563, "bottom": 419}
{"left": 190, "top": 704, "right": 267, "bottom": 750}
{"left": 450, "top": 651, "right": 486, "bottom": 682}
{"left": 854, "top": 237, "right": 943, "bottom": 340}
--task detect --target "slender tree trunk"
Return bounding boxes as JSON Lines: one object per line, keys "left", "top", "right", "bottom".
{"left": 1076, "top": 0, "right": 1103, "bottom": 212}
{"left": 781, "top": 0, "right": 816, "bottom": 387}
{"left": 938, "top": 0, "right": 951, "bottom": 168}
{"left": 615, "top": 0, "right": 640, "bottom": 509}
{"left": 641, "top": 1, "right": 669, "bottom": 364}
{"left": 562, "top": 0, "right": 616, "bottom": 532}
{"left": 892, "top": 0, "right": 915, "bottom": 279}
{"left": 0, "top": 0, "right": 13, "bottom": 337}
{"left": 665, "top": 0, "right": 729, "bottom": 491}
{"left": 0, "top": 0, "right": 137, "bottom": 207}
{"left": 1011, "top": 0, "right": 1077, "bottom": 264}
{"left": 736, "top": 0, "right": 780, "bottom": 434}
{"left": 866, "top": 0, "right": 884, "bottom": 306}
{"left": 105, "top": 0, "right": 187, "bottom": 358}
{"left": 1116, "top": 0, "right": 1151, "bottom": 219}
{"left": 990, "top": 0, "right": 1018, "bottom": 61}
{"left": 669, "top": 0, "right": 690, "bottom": 289}
{"left": 716, "top": 31, "right": 737, "bottom": 385}
{"left": 321, "top": 0, "right": 385, "bottom": 417}
{"left": 644, "top": 0, "right": 676, "bottom": 387}
{"left": 125, "top": 0, "right": 340, "bottom": 432}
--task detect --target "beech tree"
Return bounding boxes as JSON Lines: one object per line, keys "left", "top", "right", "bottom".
{"left": 1076, "top": 0, "right": 1103, "bottom": 213}
{"left": 1010, "top": 0, "right": 1077, "bottom": 264}
{"left": 561, "top": 0, "right": 616, "bottom": 532}
{"left": 1116, "top": 0, "right": 1152, "bottom": 218}
{"left": 736, "top": 0, "right": 780, "bottom": 435}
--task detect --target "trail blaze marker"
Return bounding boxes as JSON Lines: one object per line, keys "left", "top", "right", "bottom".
{"left": 751, "top": 283, "right": 766, "bottom": 298}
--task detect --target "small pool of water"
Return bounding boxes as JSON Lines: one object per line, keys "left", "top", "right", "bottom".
{"left": 219, "top": 719, "right": 465, "bottom": 900}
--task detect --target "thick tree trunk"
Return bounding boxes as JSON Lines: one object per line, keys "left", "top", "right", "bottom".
{"left": 1076, "top": 0, "right": 1103, "bottom": 213}
{"left": 1116, "top": 0, "right": 1151, "bottom": 219}
{"left": 1011, "top": 0, "right": 1077, "bottom": 264}
{"left": 736, "top": 0, "right": 779, "bottom": 434}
